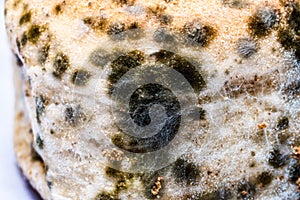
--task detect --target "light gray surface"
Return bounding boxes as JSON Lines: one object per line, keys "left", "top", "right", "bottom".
{"left": 0, "top": 1, "right": 37, "bottom": 199}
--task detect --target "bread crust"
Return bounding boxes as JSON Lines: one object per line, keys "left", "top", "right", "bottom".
{"left": 13, "top": 63, "right": 51, "bottom": 200}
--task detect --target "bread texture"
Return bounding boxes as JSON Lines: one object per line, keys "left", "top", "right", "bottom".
{"left": 6, "top": 0, "right": 300, "bottom": 199}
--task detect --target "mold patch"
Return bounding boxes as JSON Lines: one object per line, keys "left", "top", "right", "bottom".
{"left": 276, "top": 116, "right": 289, "bottom": 131}
{"left": 35, "top": 134, "right": 44, "bottom": 149}
{"left": 277, "top": 2, "right": 300, "bottom": 60}
{"left": 35, "top": 95, "right": 48, "bottom": 124}
{"left": 53, "top": 1, "right": 66, "bottom": 15}
{"left": 172, "top": 158, "right": 199, "bottom": 185}
{"left": 64, "top": 105, "right": 85, "bottom": 126}
{"left": 151, "top": 50, "right": 206, "bottom": 93}
{"left": 26, "top": 25, "right": 45, "bottom": 44}
{"left": 257, "top": 171, "right": 273, "bottom": 187}
{"left": 153, "top": 28, "right": 174, "bottom": 43}
{"left": 237, "top": 180, "right": 256, "bottom": 199}
{"left": 52, "top": 53, "right": 70, "bottom": 78}
{"left": 268, "top": 148, "right": 289, "bottom": 168}
{"left": 19, "top": 11, "right": 31, "bottom": 25}
{"left": 183, "top": 21, "right": 216, "bottom": 47}
{"left": 112, "top": 83, "right": 181, "bottom": 153}
{"left": 112, "top": 0, "right": 136, "bottom": 6}
{"left": 107, "top": 22, "right": 126, "bottom": 40}
{"left": 248, "top": 8, "right": 279, "bottom": 38}
{"left": 71, "top": 70, "right": 91, "bottom": 86}
{"left": 38, "top": 45, "right": 50, "bottom": 65}
{"left": 83, "top": 17, "right": 107, "bottom": 31}
{"left": 236, "top": 37, "right": 258, "bottom": 58}
{"left": 221, "top": 0, "right": 248, "bottom": 9}
{"left": 141, "top": 171, "right": 166, "bottom": 199}
{"left": 108, "top": 50, "right": 144, "bottom": 92}
{"left": 89, "top": 48, "right": 111, "bottom": 67}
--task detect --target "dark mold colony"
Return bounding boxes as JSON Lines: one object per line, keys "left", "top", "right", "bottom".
{"left": 183, "top": 21, "right": 216, "bottom": 47}
{"left": 19, "top": 24, "right": 45, "bottom": 47}
{"left": 95, "top": 167, "right": 135, "bottom": 200}
{"left": 248, "top": 8, "right": 279, "bottom": 38}
{"left": 64, "top": 105, "right": 85, "bottom": 127}
{"left": 30, "top": 143, "right": 44, "bottom": 162}
{"left": 276, "top": 116, "right": 289, "bottom": 131}
{"left": 127, "top": 22, "right": 144, "bottom": 40}
{"left": 268, "top": 148, "right": 289, "bottom": 168}
{"left": 108, "top": 50, "right": 207, "bottom": 153}
{"left": 236, "top": 37, "right": 258, "bottom": 58}
{"left": 191, "top": 188, "right": 232, "bottom": 200}
{"left": 158, "top": 14, "right": 173, "bottom": 25}
{"left": 35, "top": 95, "right": 48, "bottom": 124}
{"left": 284, "top": 79, "right": 300, "bottom": 99}
{"left": 35, "top": 134, "right": 44, "bottom": 149}
{"left": 21, "top": 32, "right": 28, "bottom": 46}
{"left": 53, "top": 1, "right": 66, "bottom": 15}
{"left": 172, "top": 158, "right": 199, "bottom": 185}
{"left": 141, "top": 170, "right": 165, "bottom": 199}
{"left": 112, "top": 0, "right": 136, "bottom": 6}
{"left": 95, "top": 192, "right": 120, "bottom": 200}
{"left": 108, "top": 50, "right": 144, "bottom": 92}
{"left": 102, "top": 167, "right": 167, "bottom": 199}
{"left": 26, "top": 25, "right": 44, "bottom": 44}
{"left": 38, "top": 45, "right": 50, "bottom": 65}
{"left": 83, "top": 17, "right": 108, "bottom": 31}
{"left": 257, "top": 171, "right": 273, "bottom": 187}
{"left": 277, "top": 1, "right": 300, "bottom": 60}
{"left": 89, "top": 48, "right": 112, "bottom": 67}
{"left": 52, "top": 53, "right": 70, "bottom": 78}
{"left": 107, "top": 22, "right": 126, "bottom": 40}
{"left": 19, "top": 11, "right": 31, "bottom": 25}
{"left": 237, "top": 180, "right": 256, "bottom": 200}
{"left": 221, "top": 0, "right": 248, "bottom": 9}
{"left": 151, "top": 50, "right": 206, "bottom": 93}
{"left": 153, "top": 28, "right": 174, "bottom": 43}
{"left": 288, "top": 159, "right": 300, "bottom": 184}
{"left": 112, "top": 83, "right": 181, "bottom": 153}
{"left": 71, "top": 70, "right": 91, "bottom": 86}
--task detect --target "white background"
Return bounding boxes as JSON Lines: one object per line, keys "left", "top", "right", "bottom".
{"left": 0, "top": 1, "right": 40, "bottom": 199}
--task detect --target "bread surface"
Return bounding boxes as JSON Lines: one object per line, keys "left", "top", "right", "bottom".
{"left": 6, "top": 0, "right": 300, "bottom": 199}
